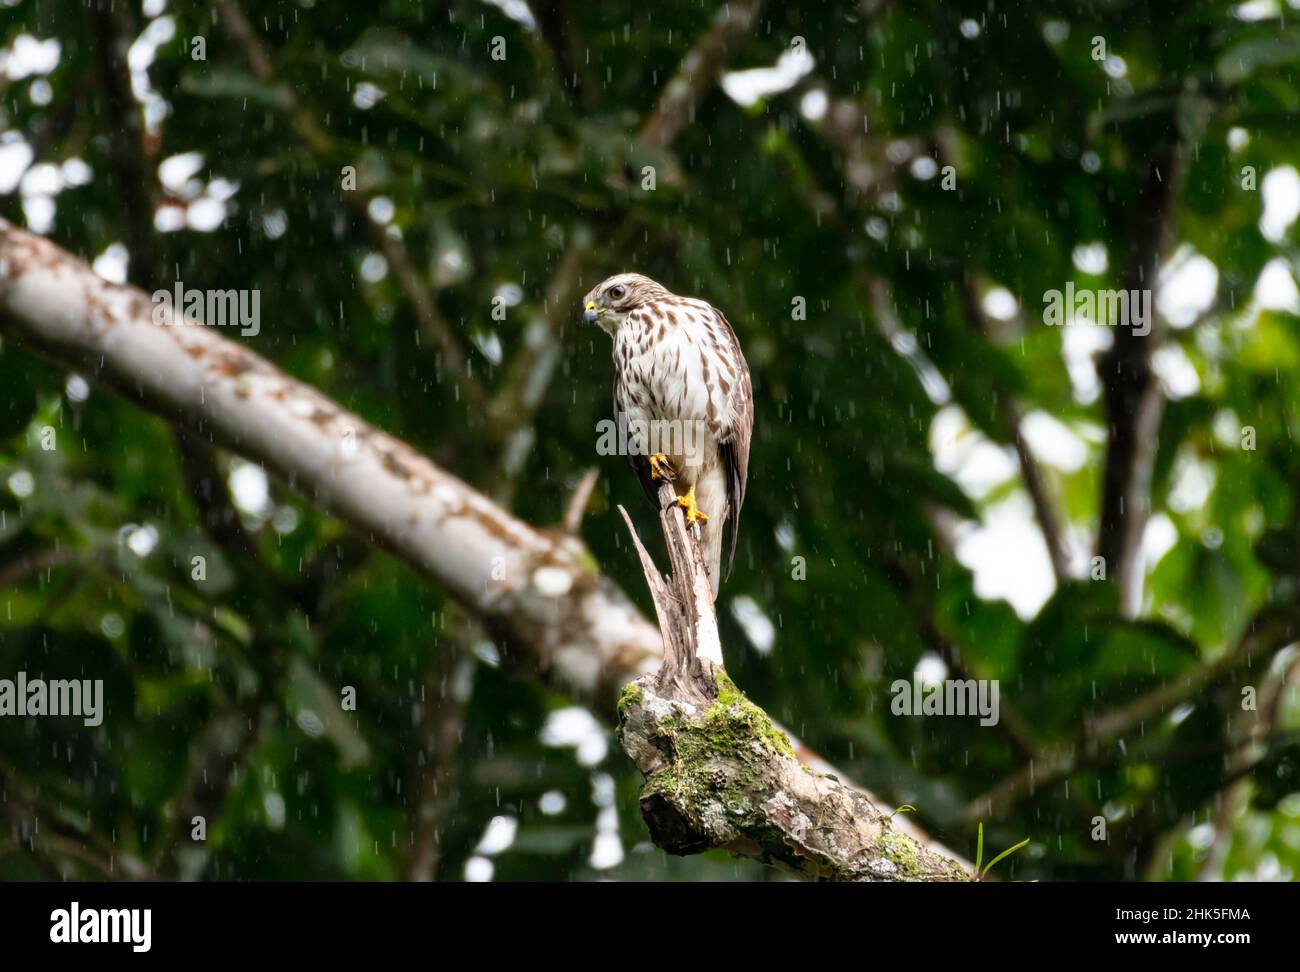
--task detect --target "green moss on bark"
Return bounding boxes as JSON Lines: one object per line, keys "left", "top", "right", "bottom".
{"left": 617, "top": 681, "right": 644, "bottom": 720}
{"left": 621, "top": 672, "right": 970, "bottom": 880}
{"left": 877, "top": 827, "right": 926, "bottom": 879}
{"left": 627, "top": 670, "right": 799, "bottom": 853}
{"left": 712, "top": 671, "right": 795, "bottom": 758}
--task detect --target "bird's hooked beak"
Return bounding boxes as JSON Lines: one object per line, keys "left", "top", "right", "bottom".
{"left": 583, "top": 301, "right": 602, "bottom": 325}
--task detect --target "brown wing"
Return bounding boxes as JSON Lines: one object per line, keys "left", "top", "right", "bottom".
{"left": 712, "top": 306, "right": 753, "bottom": 581}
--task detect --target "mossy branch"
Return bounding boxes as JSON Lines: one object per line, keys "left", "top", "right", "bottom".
{"left": 615, "top": 486, "right": 972, "bottom": 882}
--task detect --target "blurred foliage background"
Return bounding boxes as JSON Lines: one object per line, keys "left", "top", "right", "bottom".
{"left": 3, "top": 0, "right": 1300, "bottom": 881}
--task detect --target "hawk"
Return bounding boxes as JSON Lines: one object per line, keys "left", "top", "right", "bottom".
{"left": 583, "top": 273, "right": 753, "bottom": 599}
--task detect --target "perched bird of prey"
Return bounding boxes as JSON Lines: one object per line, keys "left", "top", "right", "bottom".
{"left": 583, "top": 273, "right": 753, "bottom": 599}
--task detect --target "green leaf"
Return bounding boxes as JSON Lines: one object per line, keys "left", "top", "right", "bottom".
{"left": 1217, "top": 33, "right": 1300, "bottom": 85}
{"left": 981, "top": 838, "right": 1031, "bottom": 880}
{"left": 180, "top": 68, "right": 290, "bottom": 109}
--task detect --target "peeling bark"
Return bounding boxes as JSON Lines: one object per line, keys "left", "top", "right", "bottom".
{"left": 0, "top": 218, "right": 659, "bottom": 708}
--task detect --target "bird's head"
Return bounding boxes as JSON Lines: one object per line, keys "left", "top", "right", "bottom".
{"left": 582, "top": 273, "right": 671, "bottom": 336}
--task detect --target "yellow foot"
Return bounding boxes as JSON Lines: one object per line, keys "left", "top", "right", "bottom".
{"left": 648, "top": 453, "right": 675, "bottom": 482}
{"left": 675, "top": 485, "right": 709, "bottom": 525}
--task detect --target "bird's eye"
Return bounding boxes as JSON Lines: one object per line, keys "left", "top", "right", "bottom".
{"left": 608, "top": 285, "right": 626, "bottom": 300}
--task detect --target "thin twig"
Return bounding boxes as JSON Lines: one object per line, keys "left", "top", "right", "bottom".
{"left": 0, "top": 548, "right": 78, "bottom": 589}
{"left": 637, "top": 0, "right": 768, "bottom": 148}
{"left": 562, "top": 468, "right": 600, "bottom": 534}
{"left": 960, "top": 277, "right": 1071, "bottom": 581}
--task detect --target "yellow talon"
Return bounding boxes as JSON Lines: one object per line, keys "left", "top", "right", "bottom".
{"left": 675, "top": 485, "right": 709, "bottom": 524}
{"left": 648, "top": 453, "right": 675, "bottom": 482}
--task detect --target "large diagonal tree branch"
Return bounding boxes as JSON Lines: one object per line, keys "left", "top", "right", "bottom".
{"left": 0, "top": 218, "right": 654, "bottom": 705}
{"left": 0, "top": 219, "right": 966, "bottom": 868}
